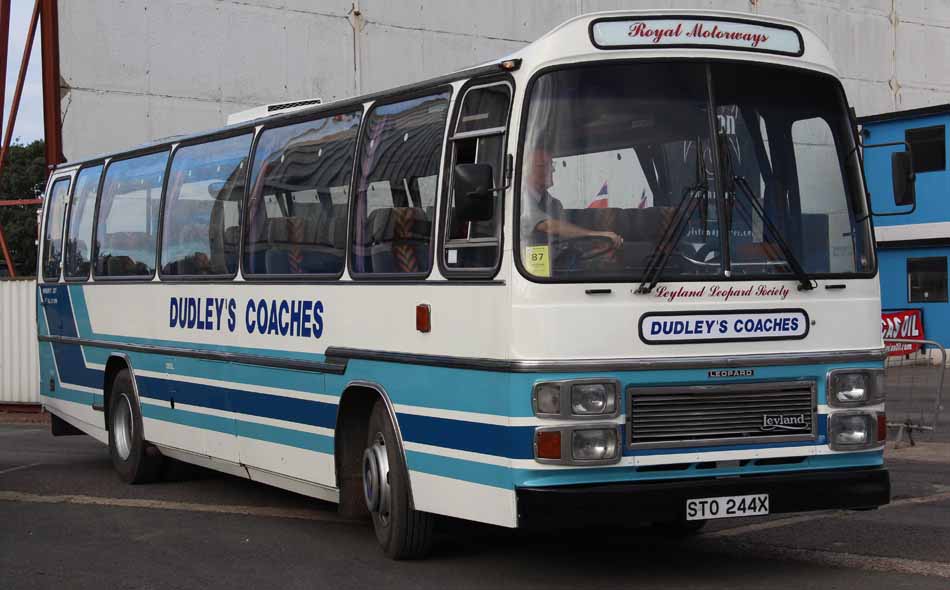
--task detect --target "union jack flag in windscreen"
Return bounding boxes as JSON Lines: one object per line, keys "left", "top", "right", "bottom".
{"left": 587, "top": 181, "right": 609, "bottom": 209}
{"left": 637, "top": 188, "right": 648, "bottom": 209}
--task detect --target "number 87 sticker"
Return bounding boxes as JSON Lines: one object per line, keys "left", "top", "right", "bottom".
{"left": 525, "top": 246, "right": 550, "bottom": 277}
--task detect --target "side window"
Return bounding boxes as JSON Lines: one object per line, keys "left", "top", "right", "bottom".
{"left": 64, "top": 165, "right": 103, "bottom": 279}
{"left": 41, "top": 177, "right": 72, "bottom": 281}
{"left": 908, "top": 257, "right": 948, "bottom": 303}
{"left": 351, "top": 90, "right": 451, "bottom": 275}
{"left": 161, "top": 134, "right": 252, "bottom": 277}
{"left": 94, "top": 151, "right": 168, "bottom": 278}
{"left": 244, "top": 111, "right": 362, "bottom": 276}
{"left": 443, "top": 82, "right": 511, "bottom": 273}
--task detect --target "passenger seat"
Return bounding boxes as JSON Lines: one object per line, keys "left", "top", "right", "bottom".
{"left": 366, "top": 207, "right": 431, "bottom": 273}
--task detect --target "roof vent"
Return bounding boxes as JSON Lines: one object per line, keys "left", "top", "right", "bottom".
{"left": 227, "top": 98, "right": 323, "bottom": 126}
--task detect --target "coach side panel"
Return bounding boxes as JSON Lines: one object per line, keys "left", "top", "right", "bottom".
{"left": 37, "top": 278, "right": 516, "bottom": 523}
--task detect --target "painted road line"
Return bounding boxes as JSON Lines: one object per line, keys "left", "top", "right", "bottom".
{"left": 709, "top": 489, "right": 950, "bottom": 538}
{"left": 707, "top": 511, "right": 843, "bottom": 538}
{"left": 0, "top": 490, "right": 361, "bottom": 524}
{"left": 704, "top": 540, "right": 950, "bottom": 579}
{"left": 889, "top": 489, "right": 950, "bottom": 507}
{"left": 0, "top": 463, "right": 42, "bottom": 476}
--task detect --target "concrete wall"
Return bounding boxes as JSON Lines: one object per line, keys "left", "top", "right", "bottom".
{"left": 58, "top": 0, "right": 950, "bottom": 162}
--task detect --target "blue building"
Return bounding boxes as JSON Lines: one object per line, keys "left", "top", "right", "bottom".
{"left": 860, "top": 105, "right": 950, "bottom": 346}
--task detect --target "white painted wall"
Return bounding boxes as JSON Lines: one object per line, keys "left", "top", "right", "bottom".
{"left": 58, "top": 1, "right": 950, "bottom": 162}
{"left": 0, "top": 279, "right": 39, "bottom": 404}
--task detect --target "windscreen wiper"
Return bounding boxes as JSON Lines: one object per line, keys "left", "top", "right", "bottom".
{"left": 636, "top": 181, "right": 708, "bottom": 294}
{"left": 731, "top": 175, "right": 817, "bottom": 291}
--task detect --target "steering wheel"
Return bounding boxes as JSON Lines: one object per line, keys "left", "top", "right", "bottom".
{"left": 553, "top": 235, "right": 617, "bottom": 268}
{"left": 692, "top": 241, "right": 721, "bottom": 264}
{"left": 640, "top": 241, "right": 720, "bottom": 273}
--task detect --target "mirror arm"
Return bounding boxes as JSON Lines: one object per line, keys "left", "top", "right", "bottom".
{"left": 848, "top": 138, "right": 913, "bottom": 164}
{"left": 482, "top": 154, "right": 514, "bottom": 195}
{"left": 481, "top": 179, "right": 512, "bottom": 196}
{"left": 857, "top": 138, "right": 912, "bottom": 152}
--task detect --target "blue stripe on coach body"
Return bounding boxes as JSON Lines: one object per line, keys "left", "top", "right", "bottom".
{"left": 397, "top": 413, "right": 534, "bottom": 459}
{"left": 136, "top": 375, "right": 338, "bottom": 430}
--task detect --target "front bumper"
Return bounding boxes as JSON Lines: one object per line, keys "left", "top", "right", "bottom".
{"left": 517, "top": 466, "right": 889, "bottom": 527}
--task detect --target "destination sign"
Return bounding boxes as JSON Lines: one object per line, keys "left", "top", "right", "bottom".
{"left": 590, "top": 17, "right": 804, "bottom": 56}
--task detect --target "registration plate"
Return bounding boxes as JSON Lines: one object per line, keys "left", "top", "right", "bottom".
{"left": 686, "top": 494, "right": 769, "bottom": 521}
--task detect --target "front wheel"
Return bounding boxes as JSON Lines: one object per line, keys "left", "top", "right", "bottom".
{"left": 362, "top": 400, "right": 433, "bottom": 559}
{"left": 108, "top": 369, "right": 163, "bottom": 484}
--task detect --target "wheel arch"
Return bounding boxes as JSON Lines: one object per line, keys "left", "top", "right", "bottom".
{"left": 335, "top": 380, "right": 415, "bottom": 512}
{"left": 102, "top": 352, "right": 143, "bottom": 431}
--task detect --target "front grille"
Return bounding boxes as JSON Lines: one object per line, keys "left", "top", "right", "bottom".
{"left": 627, "top": 380, "right": 816, "bottom": 449}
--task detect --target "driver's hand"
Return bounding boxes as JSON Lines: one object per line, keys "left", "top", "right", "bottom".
{"left": 594, "top": 230, "right": 623, "bottom": 250}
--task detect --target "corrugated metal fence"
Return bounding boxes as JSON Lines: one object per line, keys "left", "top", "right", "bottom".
{"left": 0, "top": 279, "right": 39, "bottom": 404}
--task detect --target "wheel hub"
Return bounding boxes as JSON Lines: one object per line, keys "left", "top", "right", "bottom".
{"left": 113, "top": 393, "right": 134, "bottom": 461}
{"left": 362, "top": 433, "right": 391, "bottom": 524}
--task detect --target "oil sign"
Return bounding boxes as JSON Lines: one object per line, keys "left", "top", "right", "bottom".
{"left": 882, "top": 309, "right": 924, "bottom": 356}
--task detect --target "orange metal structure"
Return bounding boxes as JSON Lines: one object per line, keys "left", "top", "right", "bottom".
{"left": 0, "top": 0, "right": 62, "bottom": 277}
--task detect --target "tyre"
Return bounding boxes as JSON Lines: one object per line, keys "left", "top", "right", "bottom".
{"left": 362, "top": 400, "right": 434, "bottom": 559}
{"left": 108, "top": 368, "right": 163, "bottom": 484}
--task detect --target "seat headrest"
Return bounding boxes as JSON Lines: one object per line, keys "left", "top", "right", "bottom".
{"left": 223, "top": 226, "right": 241, "bottom": 245}
{"left": 367, "top": 208, "right": 430, "bottom": 244}
{"left": 266, "top": 217, "right": 305, "bottom": 243}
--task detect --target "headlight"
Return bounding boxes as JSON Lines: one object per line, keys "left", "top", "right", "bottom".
{"left": 532, "top": 379, "right": 620, "bottom": 418}
{"left": 534, "top": 383, "right": 561, "bottom": 415}
{"left": 534, "top": 425, "right": 622, "bottom": 465}
{"left": 828, "top": 369, "right": 884, "bottom": 407}
{"left": 571, "top": 383, "right": 617, "bottom": 415}
{"left": 572, "top": 428, "right": 619, "bottom": 461}
{"left": 829, "top": 412, "right": 880, "bottom": 450}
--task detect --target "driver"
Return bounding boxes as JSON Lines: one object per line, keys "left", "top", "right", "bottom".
{"left": 522, "top": 148, "right": 624, "bottom": 249}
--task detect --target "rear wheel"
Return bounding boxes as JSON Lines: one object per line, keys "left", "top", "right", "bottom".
{"left": 108, "top": 369, "right": 162, "bottom": 483}
{"left": 362, "top": 400, "right": 433, "bottom": 559}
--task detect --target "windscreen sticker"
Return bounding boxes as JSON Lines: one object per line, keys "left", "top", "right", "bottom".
{"left": 639, "top": 309, "right": 809, "bottom": 344}
{"left": 524, "top": 246, "right": 551, "bottom": 277}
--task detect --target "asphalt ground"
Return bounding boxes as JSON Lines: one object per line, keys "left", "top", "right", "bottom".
{"left": 2, "top": 423, "right": 950, "bottom": 589}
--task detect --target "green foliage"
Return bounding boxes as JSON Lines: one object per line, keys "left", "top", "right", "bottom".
{"left": 0, "top": 140, "right": 46, "bottom": 276}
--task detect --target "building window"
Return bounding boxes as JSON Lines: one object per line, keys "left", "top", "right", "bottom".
{"left": 908, "top": 257, "right": 948, "bottom": 303}
{"left": 905, "top": 125, "right": 946, "bottom": 173}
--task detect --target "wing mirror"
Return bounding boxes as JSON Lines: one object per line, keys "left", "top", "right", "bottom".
{"left": 890, "top": 151, "right": 916, "bottom": 207}
{"left": 859, "top": 138, "right": 917, "bottom": 217}
{"left": 453, "top": 163, "right": 495, "bottom": 222}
